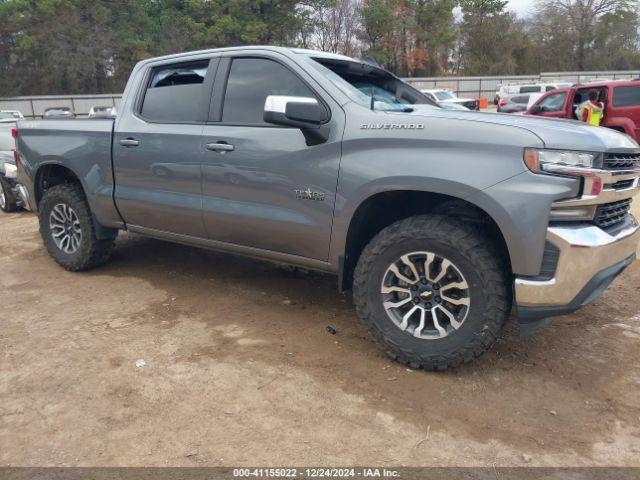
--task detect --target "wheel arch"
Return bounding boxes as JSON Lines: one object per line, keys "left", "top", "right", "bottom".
{"left": 336, "top": 189, "right": 512, "bottom": 292}
{"left": 34, "top": 162, "right": 117, "bottom": 240}
{"left": 34, "top": 162, "right": 83, "bottom": 208}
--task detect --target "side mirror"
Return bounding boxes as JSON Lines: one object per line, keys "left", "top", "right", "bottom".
{"left": 530, "top": 105, "right": 542, "bottom": 114}
{"left": 263, "top": 95, "right": 328, "bottom": 128}
{"left": 263, "top": 95, "right": 330, "bottom": 146}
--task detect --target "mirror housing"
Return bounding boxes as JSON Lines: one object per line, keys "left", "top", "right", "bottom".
{"left": 264, "top": 95, "right": 330, "bottom": 145}
{"left": 264, "top": 95, "right": 328, "bottom": 127}
{"left": 530, "top": 105, "right": 542, "bottom": 114}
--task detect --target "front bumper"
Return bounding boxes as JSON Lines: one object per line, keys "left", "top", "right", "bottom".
{"left": 515, "top": 215, "right": 639, "bottom": 321}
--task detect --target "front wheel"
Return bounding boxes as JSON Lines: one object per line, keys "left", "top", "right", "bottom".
{"left": 353, "top": 215, "right": 511, "bottom": 371}
{"left": 38, "top": 183, "right": 115, "bottom": 271}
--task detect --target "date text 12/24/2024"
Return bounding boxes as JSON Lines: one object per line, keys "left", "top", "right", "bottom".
{"left": 233, "top": 468, "right": 400, "bottom": 478}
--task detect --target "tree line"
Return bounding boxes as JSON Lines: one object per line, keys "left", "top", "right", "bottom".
{"left": 0, "top": 0, "right": 638, "bottom": 96}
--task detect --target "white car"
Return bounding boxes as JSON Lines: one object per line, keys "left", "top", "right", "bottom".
{"left": 421, "top": 89, "right": 478, "bottom": 110}
{"left": 0, "top": 110, "right": 23, "bottom": 123}
{"left": 495, "top": 83, "right": 572, "bottom": 105}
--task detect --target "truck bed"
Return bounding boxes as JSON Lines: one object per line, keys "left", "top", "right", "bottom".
{"left": 16, "top": 118, "right": 121, "bottom": 228}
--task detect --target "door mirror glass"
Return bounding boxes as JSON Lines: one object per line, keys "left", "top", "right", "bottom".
{"left": 264, "top": 95, "right": 328, "bottom": 128}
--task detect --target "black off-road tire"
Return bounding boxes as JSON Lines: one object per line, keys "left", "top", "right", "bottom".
{"left": 353, "top": 215, "right": 511, "bottom": 371}
{"left": 38, "top": 183, "right": 115, "bottom": 271}
{"left": 0, "top": 177, "right": 18, "bottom": 212}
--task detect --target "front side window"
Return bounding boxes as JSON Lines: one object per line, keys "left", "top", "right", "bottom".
{"left": 222, "top": 58, "right": 315, "bottom": 124}
{"left": 613, "top": 86, "right": 640, "bottom": 107}
{"left": 141, "top": 60, "right": 210, "bottom": 122}
{"left": 538, "top": 92, "right": 566, "bottom": 112}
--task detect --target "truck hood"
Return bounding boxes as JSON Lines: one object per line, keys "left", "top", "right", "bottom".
{"left": 394, "top": 108, "right": 639, "bottom": 152}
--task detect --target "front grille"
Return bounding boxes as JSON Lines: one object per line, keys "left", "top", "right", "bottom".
{"left": 605, "top": 179, "right": 636, "bottom": 190}
{"left": 594, "top": 199, "right": 632, "bottom": 228}
{"left": 603, "top": 152, "right": 640, "bottom": 170}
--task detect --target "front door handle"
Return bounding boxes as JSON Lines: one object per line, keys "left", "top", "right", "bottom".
{"left": 206, "top": 142, "right": 234, "bottom": 153}
{"left": 119, "top": 138, "right": 139, "bottom": 147}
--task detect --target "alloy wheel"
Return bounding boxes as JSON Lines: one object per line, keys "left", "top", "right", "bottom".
{"left": 381, "top": 251, "right": 471, "bottom": 339}
{"left": 49, "top": 203, "right": 82, "bottom": 254}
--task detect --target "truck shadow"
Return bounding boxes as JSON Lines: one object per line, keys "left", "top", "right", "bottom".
{"left": 91, "top": 231, "right": 640, "bottom": 459}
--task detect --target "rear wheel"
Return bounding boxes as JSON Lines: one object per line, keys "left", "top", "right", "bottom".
{"left": 0, "top": 177, "right": 18, "bottom": 212}
{"left": 353, "top": 215, "right": 510, "bottom": 371}
{"left": 38, "top": 183, "right": 115, "bottom": 271}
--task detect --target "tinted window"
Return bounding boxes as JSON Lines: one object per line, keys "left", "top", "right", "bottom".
{"left": 141, "top": 60, "right": 209, "bottom": 122}
{"left": 512, "top": 95, "right": 530, "bottom": 104}
{"left": 613, "top": 86, "right": 640, "bottom": 107}
{"left": 520, "top": 86, "right": 541, "bottom": 93}
{"left": 545, "top": 86, "right": 556, "bottom": 92}
{"left": 538, "top": 92, "right": 566, "bottom": 112}
{"left": 222, "top": 58, "right": 315, "bottom": 124}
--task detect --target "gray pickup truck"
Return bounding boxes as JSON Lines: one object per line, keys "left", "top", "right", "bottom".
{"left": 15, "top": 47, "right": 640, "bottom": 370}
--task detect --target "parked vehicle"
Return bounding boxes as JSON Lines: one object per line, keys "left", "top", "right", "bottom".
{"left": 88, "top": 106, "right": 117, "bottom": 118}
{"left": 421, "top": 89, "right": 478, "bottom": 110}
{"left": 497, "top": 94, "right": 532, "bottom": 113}
{"left": 494, "top": 83, "right": 572, "bottom": 105}
{"left": 438, "top": 103, "right": 471, "bottom": 111}
{"left": 0, "top": 110, "right": 24, "bottom": 122}
{"left": 525, "top": 80, "right": 640, "bottom": 142}
{"left": 0, "top": 122, "right": 25, "bottom": 212}
{"left": 43, "top": 107, "right": 75, "bottom": 118}
{"left": 15, "top": 47, "right": 640, "bottom": 370}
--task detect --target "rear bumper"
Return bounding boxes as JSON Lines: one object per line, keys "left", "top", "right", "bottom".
{"left": 514, "top": 215, "right": 639, "bottom": 321}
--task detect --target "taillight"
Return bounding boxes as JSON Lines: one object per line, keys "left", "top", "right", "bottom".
{"left": 11, "top": 127, "right": 19, "bottom": 166}
{"left": 499, "top": 99, "right": 506, "bottom": 107}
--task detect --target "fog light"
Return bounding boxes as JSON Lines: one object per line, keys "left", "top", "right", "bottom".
{"left": 549, "top": 206, "right": 595, "bottom": 221}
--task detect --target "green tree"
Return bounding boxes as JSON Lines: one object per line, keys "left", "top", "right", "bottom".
{"left": 456, "top": 0, "right": 514, "bottom": 75}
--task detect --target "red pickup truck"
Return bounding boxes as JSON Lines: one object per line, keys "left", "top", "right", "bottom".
{"left": 524, "top": 80, "right": 640, "bottom": 142}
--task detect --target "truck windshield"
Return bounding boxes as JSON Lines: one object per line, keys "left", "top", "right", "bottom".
{"left": 434, "top": 91, "right": 455, "bottom": 100}
{"left": 308, "top": 57, "right": 437, "bottom": 112}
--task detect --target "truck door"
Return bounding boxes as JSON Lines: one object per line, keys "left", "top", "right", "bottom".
{"left": 200, "top": 53, "right": 343, "bottom": 260}
{"left": 112, "top": 56, "right": 218, "bottom": 237}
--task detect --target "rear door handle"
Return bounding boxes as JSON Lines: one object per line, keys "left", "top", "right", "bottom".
{"left": 206, "top": 142, "right": 234, "bottom": 153}
{"left": 119, "top": 138, "right": 139, "bottom": 147}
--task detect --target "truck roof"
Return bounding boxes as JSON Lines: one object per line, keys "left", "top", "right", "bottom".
{"left": 136, "top": 46, "right": 359, "bottom": 67}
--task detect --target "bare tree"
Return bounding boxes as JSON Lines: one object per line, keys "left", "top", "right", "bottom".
{"left": 547, "top": 0, "right": 633, "bottom": 69}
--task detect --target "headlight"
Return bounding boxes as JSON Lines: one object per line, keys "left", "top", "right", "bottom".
{"left": 524, "top": 148, "right": 598, "bottom": 173}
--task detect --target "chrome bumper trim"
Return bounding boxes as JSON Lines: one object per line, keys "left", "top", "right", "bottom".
{"left": 515, "top": 215, "right": 640, "bottom": 307}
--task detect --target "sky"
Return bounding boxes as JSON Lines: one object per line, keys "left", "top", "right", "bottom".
{"left": 507, "top": 0, "right": 536, "bottom": 16}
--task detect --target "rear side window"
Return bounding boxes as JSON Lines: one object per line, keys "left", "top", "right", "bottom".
{"left": 613, "top": 86, "right": 640, "bottom": 107}
{"left": 512, "top": 95, "right": 530, "bottom": 104}
{"left": 141, "top": 60, "right": 210, "bottom": 122}
{"left": 222, "top": 58, "right": 315, "bottom": 124}
{"left": 520, "top": 86, "right": 541, "bottom": 94}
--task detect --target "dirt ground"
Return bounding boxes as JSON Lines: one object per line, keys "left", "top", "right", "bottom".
{"left": 1, "top": 203, "right": 639, "bottom": 467}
